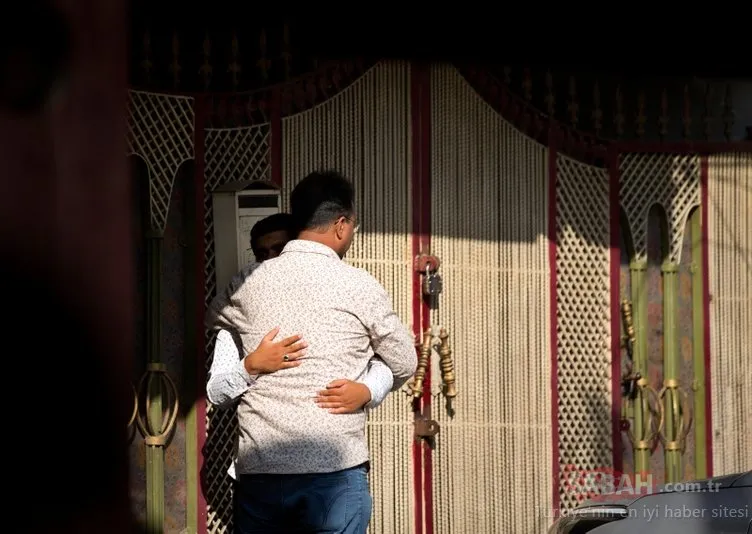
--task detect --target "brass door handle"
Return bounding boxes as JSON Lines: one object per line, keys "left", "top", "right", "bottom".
{"left": 408, "top": 332, "right": 432, "bottom": 398}
{"left": 437, "top": 328, "right": 456, "bottom": 399}
{"left": 407, "top": 329, "right": 457, "bottom": 400}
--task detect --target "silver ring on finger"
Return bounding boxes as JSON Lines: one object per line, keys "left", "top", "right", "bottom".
{"left": 283, "top": 354, "right": 289, "bottom": 362}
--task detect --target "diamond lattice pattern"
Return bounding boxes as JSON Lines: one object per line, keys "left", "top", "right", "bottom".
{"left": 556, "top": 154, "right": 613, "bottom": 511}
{"left": 126, "top": 90, "right": 195, "bottom": 231}
{"left": 620, "top": 153, "right": 700, "bottom": 263}
{"left": 203, "top": 125, "right": 270, "bottom": 534}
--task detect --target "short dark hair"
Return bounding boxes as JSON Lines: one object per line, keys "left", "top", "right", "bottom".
{"left": 250, "top": 213, "right": 296, "bottom": 252}
{"left": 290, "top": 170, "right": 355, "bottom": 231}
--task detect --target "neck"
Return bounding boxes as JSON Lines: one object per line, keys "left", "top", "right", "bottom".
{"left": 296, "top": 230, "right": 341, "bottom": 257}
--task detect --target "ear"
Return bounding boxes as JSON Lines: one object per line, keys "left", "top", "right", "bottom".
{"left": 334, "top": 217, "right": 346, "bottom": 239}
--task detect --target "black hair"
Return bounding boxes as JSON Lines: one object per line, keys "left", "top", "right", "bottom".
{"left": 290, "top": 170, "right": 355, "bottom": 231}
{"left": 249, "top": 213, "right": 296, "bottom": 252}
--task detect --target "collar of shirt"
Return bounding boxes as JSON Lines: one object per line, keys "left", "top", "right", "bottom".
{"left": 281, "top": 239, "right": 340, "bottom": 260}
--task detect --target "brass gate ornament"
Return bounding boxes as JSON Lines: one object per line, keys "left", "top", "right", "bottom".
{"left": 620, "top": 299, "right": 664, "bottom": 453}
{"left": 135, "top": 363, "right": 179, "bottom": 446}
{"left": 437, "top": 328, "right": 456, "bottom": 399}
{"left": 408, "top": 332, "right": 433, "bottom": 399}
{"left": 657, "top": 379, "right": 693, "bottom": 453}
{"left": 128, "top": 382, "right": 138, "bottom": 429}
{"left": 408, "top": 328, "right": 458, "bottom": 401}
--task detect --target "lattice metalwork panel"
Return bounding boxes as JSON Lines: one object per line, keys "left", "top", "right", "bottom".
{"left": 281, "top": 61, "right": 415, "bottom": 534}
{"left": 429, "top": 64, "right": 553, "bottom": 534}
{"left": 707, "top": 152, "right": 752, "bottom": 475}
{"left": 620, "top": 153, "right": 700, "bottom": 263}
{"left": 203, "top": 124, "right": 270, "bottom": 534}
{"left": 126, "top": 90, "right": 195, "bottom": 231}
{"left": 203, "top": 126, "right": 270, "bottom": 321}
{"left": 205, "top": 127, "right": 272, "bottom": 185}
{"left": 555, "top": 154, "right": 613, "bottom": 511}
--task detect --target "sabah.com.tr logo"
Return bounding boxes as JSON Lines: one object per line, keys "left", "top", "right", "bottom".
{"left": 562, "top": 464, "right": 656, "bottom": 502}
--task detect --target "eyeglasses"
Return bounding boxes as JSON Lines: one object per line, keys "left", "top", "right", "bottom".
{"left": 345, "top": 216, "right": 360, "bottom": 234}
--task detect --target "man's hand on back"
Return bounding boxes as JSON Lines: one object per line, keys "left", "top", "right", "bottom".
{"left": 315, "top": 379, "right": 372, "bottom": 414}
{"left": 244, "top": 327, "right": 308, "bottom": 375}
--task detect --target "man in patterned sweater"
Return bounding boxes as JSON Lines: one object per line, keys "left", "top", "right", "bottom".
{"left": 206, "top": 213, "right": 396, "bottom": 480}
{"left": 207, "top": 213, "right": 394, "bottom": 416}
{"left": 206, "top": 172, "right": 416, "bottom": 532}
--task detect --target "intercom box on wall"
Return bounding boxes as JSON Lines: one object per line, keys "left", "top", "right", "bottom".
{"left": 211, "top": 180, "right": 281, "bottom": 293}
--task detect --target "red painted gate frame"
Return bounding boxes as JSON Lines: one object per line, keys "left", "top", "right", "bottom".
{"left": 462, "top": 65, "right": 750, "bottom": 516}
{"left": 410, "top": 62, "right": 433, "bottom": 534}
{"left": 189, "top": 60, "right": 751, "bottom": 532}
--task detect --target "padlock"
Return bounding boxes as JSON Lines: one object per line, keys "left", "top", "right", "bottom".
{"left": 414, "top": 418, "right": 440, "bottom": 438}
{"left": 422, "top": 266, "right": 443, "bottom": 296}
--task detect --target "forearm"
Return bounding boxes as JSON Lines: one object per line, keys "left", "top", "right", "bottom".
{"left": 206, "top": 330, "right": 256, "bottom": 408}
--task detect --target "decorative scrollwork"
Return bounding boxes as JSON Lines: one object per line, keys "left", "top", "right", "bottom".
{"left": 625, "top": 378, "right": 665, "bottom": 452}
{"left": 128, "top": 382, "right": 138, "bottom": 428}
{"left": 135, "top": 363, "right": 179, "bottom": 447}
{"left": 620, "top": 298, "right": 664, "bottom": 452}
{"left": 657, "top": 379, "right": 693, "bottom": 453}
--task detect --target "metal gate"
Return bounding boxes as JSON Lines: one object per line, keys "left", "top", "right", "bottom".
{"left": 196, "top": 60, "right": 556, "bottom": 533}
{"left": 125, "top": 59, "right": 752, "bottom": 534}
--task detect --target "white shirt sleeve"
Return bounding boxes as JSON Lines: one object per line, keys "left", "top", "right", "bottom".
{"left": 361, "top": 356, "right": 394, "bottom": 409}
{"left": 206, "top": 329, "right": 257, "bottom": 408}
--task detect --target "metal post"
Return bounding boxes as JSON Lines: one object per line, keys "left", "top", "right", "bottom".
{"left": 145, "top": 233, "right": 164, "bottom": 533}
{"left": 690, "top": 210, "right": 708, "bottom": 478}
{"left": 658, "top": 256, "right": 694, "bottom": 484}
{"left": 661, "top": 261, "right": 681, "bottom": 483}
{"left": 629, "top": 259, "right": 650, "bottom": 475}
{"left": 183, "top": 170, "right": 200, "bottom": 534}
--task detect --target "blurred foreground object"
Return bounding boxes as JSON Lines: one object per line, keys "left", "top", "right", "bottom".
{"left": 0, "top": 0, "right": 133, "bottom": 532}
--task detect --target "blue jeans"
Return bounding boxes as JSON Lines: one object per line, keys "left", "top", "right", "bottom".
{"left": 234, "top": 464, "right": 372, "bottom": 534}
